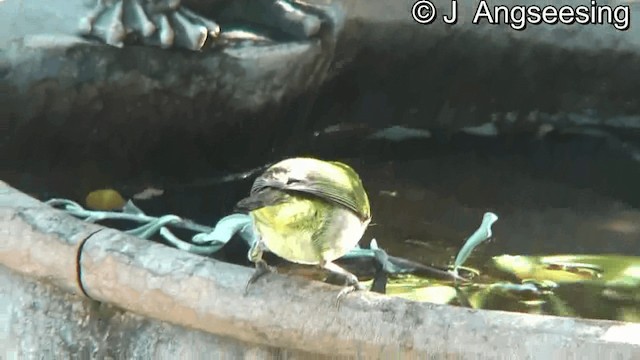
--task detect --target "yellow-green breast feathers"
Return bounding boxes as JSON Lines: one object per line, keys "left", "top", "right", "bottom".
{"left": 249, "top": 195, "right": 330, "bottom": 239}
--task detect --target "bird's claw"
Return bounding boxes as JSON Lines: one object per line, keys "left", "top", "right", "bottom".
{"left": 244, "top": 260, "right": 275, "bottom": 295}
{"left": 335, "top": 279, "right": 365, "bottom": 308}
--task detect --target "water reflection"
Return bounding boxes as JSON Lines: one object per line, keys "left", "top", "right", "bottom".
{"left": 368, "top": 254, "right": 639, "bottom": 323}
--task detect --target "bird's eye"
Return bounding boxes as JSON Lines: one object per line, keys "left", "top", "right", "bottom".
{"left": 287, "top": 178, "right": 302, "bottom": 185}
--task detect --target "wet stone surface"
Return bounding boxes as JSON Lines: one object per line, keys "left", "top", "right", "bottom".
{"left": 3, "top": 0, "right": 640, "bottom": 183}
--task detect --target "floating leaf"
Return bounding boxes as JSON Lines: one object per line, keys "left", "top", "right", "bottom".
{"left": 85, "top": 189, "right": 126, "bottom": 211}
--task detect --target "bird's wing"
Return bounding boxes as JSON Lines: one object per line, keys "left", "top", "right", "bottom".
{"left": 287, "top": 180, "right": 362, "bottom": 217}
{"left": 247, "top": 166, "right": 369, "bottom": 220}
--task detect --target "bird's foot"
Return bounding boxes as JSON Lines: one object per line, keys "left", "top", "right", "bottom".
{"left": 78, "top": 0, "right": 220, "bottom": 50}
{"left": 244, "top": 259, "right": 275, "bottom": 295}
{"left": 320, "top": 261, "right": 366, "bottom": 307}
{"left": 334, "top": 273, "right": 365, "bottom": 308}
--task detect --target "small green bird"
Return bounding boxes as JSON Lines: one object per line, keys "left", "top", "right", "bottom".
{"left": 236, "top": 157, "right": 372, "bottom": 299}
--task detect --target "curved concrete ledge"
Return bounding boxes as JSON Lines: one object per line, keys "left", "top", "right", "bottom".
{"left": 0, "top": 264, "right": 325, "bottom": 358}
{"left": 1, "top": 180, "right": 639, "bottom": 358}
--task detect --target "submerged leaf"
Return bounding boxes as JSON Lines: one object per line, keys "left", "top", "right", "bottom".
{"left": 383, "top": 275, "right": 458, "bottom": 304}
{"left": 133, "top": 187, "right": 164, "bottom": 200}
{"left": 492, "top": 255, "right": 595, "bottom": 283}
{"left": 393, "top": 285, "right": 458, "bottom": 304}
{"left": 491, "top": 254, "right": 640, "bottom": 283}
